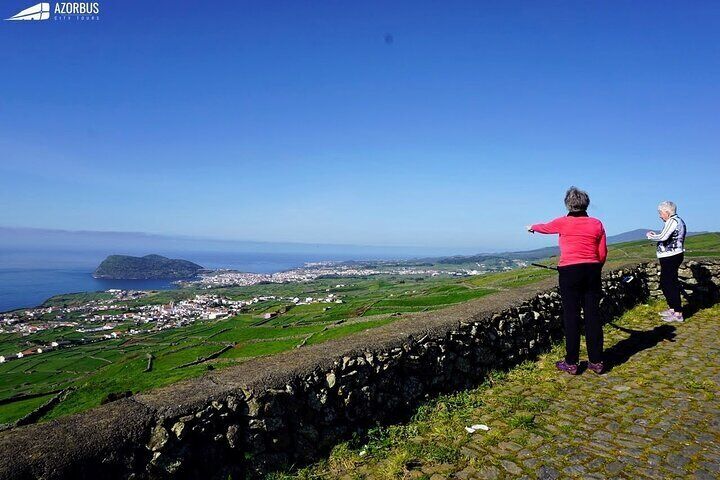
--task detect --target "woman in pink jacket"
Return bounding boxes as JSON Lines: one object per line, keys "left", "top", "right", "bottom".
{"left": 528, "top": 187, "right": 608, "bottom": 375}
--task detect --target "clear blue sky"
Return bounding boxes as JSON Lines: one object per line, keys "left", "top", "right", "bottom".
{"left": 1, "top": 1, "right": 718, "bottom": 251}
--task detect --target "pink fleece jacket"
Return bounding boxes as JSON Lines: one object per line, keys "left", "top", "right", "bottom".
{"left": 531, "top": 214, "right": 607, "bottom": 267}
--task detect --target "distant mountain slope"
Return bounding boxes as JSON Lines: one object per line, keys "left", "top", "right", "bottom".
{"left": 606, "top": 228, "right": 704, "bottom": 244}
{"left": 504, "top": 229, "right": 652, "bottom": 260}
{"left": 501, "top": 246, "right": 560, "bottom": 261}
{"left": 606, "top": 229, "right": 652, "bottom": 244}
{"left": 93, "top": 254, "right": 204, "bottom": 280}
{"left": 504, "top": 228, "right": 708, "bottom": 260}
{"left": 433, "top": 229, "right": 708, "bottom": 264}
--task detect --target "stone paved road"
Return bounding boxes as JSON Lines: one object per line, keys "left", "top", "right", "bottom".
{"left": 300, "top": 303, "right": 720, "bottom": 480}
{"left": 450, "top": 304, "right": 720, "bottom": 480}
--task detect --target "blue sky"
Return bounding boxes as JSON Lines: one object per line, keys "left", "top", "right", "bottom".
{"left": 0, "top": 1, "right": 718, "bottom": 251}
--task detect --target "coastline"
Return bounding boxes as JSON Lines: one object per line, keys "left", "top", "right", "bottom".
{"left": 0, "top": 269, "right": 181, "bottom": 314}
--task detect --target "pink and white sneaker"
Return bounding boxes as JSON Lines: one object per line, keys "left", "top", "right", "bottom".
{"left": 662, "top": 312, "right": 684, "bottom": 323}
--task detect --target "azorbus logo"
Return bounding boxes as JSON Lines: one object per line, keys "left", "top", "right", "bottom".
{"left": 4, "top": 2, "right": 100, "bottom": 21}
{"left": 5, "top": 3, "right": 50, "bottom": 21}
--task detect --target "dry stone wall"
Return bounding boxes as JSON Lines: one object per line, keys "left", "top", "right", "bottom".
{"left": 1, "top": 260, "right": 718, "bottom": 480}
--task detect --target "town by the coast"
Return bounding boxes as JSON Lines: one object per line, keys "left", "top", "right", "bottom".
{"left": 0, "top": 257, "right": 526, "bottom": 364}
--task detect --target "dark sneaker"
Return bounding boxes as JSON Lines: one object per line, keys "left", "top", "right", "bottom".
{"left": 555, "top": 360, "right": 579, "bottom": 375}
{"left": 588, "top": 362, "right": 605, "bottom": 374}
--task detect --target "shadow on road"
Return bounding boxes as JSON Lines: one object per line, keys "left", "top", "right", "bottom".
{"left": 601, "top": 322, "right": 676, "bottom": 372}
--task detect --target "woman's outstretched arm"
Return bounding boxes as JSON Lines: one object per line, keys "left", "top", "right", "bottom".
{"left": 529, "top": 217, "right": 564, "bottom": 235}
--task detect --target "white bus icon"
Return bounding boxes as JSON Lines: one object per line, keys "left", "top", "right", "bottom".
{"left": 5, "top": 3, "right": 50, "bottom": 21}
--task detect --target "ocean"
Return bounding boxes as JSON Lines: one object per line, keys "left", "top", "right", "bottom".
{"left": 0, "top": 249, "right": 411, "bottom": 313}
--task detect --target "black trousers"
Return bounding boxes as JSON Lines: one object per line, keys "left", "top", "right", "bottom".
{"left": 558, "top": 262, "right": 603, "bottom": 364}
{"left": 659, "top": 253, "right": 684, "bottom": 312}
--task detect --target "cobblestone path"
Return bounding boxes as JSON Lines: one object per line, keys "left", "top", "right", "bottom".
{"left": 449, "top": 304, "right": 720, "bottom": 479}
{"left": 291, "top": 303, "right": 720, "bottom": 480}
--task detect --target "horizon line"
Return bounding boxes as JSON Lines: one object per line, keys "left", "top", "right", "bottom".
{"left": 0, "top": 224, "right": 570, "bottom": 254}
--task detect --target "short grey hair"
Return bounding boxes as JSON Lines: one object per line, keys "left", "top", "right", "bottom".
{"left": 658, "top": 201, "right": 677, "bottom": 215}
{"left": 564, "top": 186, "right": 590, "bottom": 212}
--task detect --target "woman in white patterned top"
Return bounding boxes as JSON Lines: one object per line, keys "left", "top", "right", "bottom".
{"left": 646, "top": 201, "right": 687, "bottom": 322}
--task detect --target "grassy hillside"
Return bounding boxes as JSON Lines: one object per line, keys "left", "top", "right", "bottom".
{"left": 606, "top": 231, "right": 720, "bottom": 265}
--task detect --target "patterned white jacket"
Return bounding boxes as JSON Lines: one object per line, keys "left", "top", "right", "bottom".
{"left": 647, "top": 214, "right": 686, "bottom": 258}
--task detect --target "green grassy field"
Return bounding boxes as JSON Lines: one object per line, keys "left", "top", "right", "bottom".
{"left": 1, "top": 233, "right": 717, "bottom": 426}
{"left": 0, "top": 274, "right": 496, "bottom": 424}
